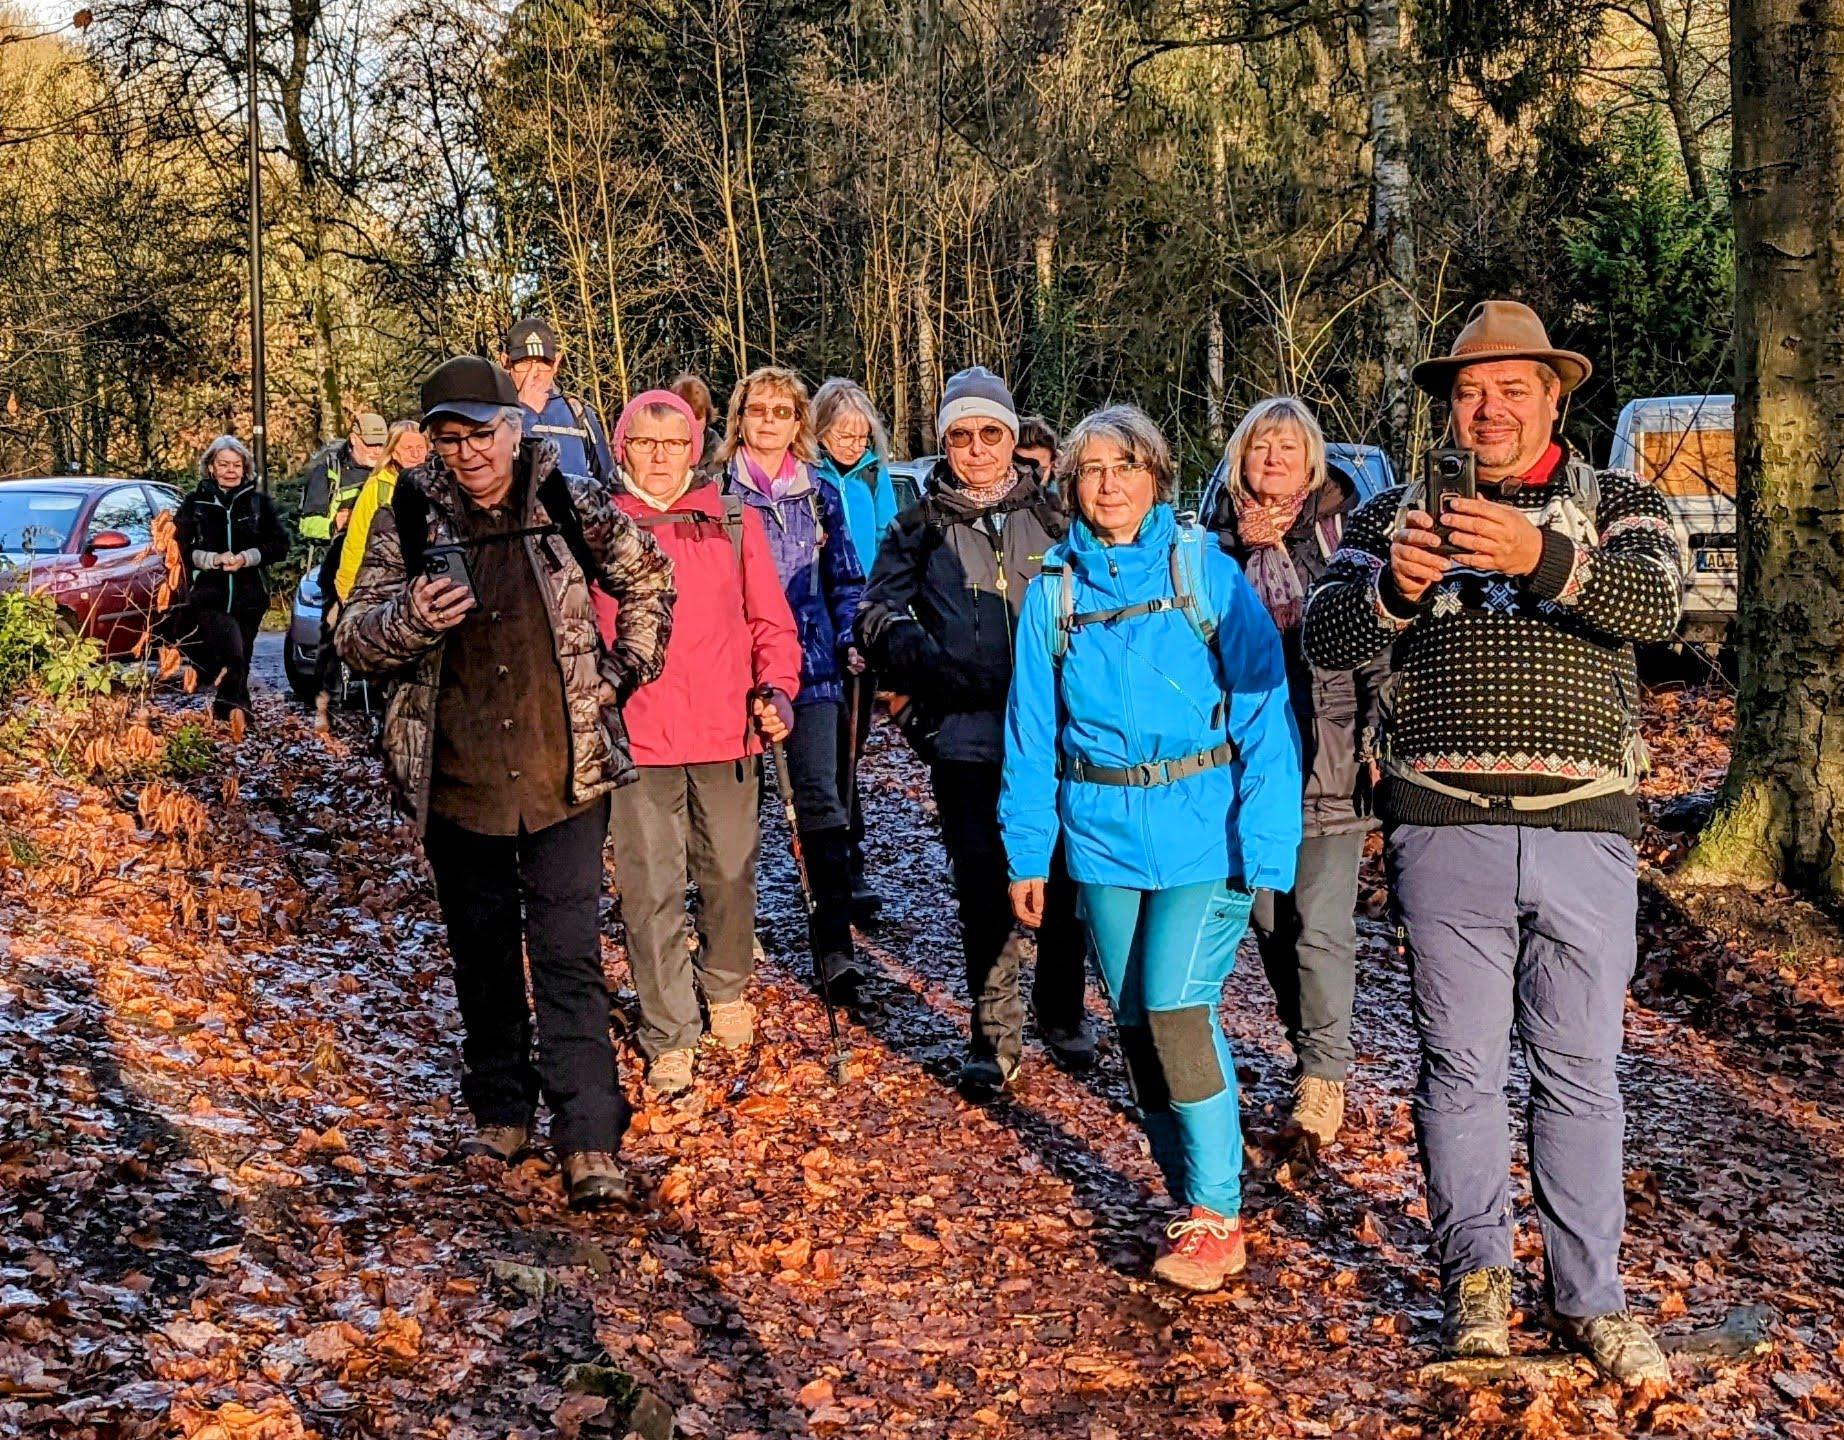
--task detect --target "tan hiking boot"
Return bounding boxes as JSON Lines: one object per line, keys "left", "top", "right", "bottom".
{"left": 1442, "top": 1267, "right": 1514, "bottom": 1358}
{"left": 645, "top": 1049, "right": 696, "bottom": 1098}
{"left": 459, "top": 1123, "right": 530, "bottom": 1163}
{"left": 1289, "top": 1075, "right": 1347, "bottom": 1147}
{"left": 706, "top": 998, "right": 756, "bottom": 1049}
{"left": 1151, "top": 1207, "right": 1247, "bottom": 1293}
{"left": 1553, "top": 1311, "right": 1672, "bottom": 1387}
{"left": 562, "top": 1151, "right": 634, "bottom": 1211}
{"left": 313, "top": 693, "right": 331, "bottom": 732}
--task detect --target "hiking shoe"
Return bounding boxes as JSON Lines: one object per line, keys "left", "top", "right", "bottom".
{"left": 957, "top": 1052, "right": 1021, "bottom": 1104}
{"left": 1289, "top": 1075, "right": 1347, "bottom": 1148}
{"left": 645, "top": 1049, "right": 696, "bottom": 1099}
{"left": 1441, "top": 1267, "right": 1514, "bottom": 1358}
{"left": 1151, "top": 1207, "right": 1247, "bottom": 1293}
{"left": 706, "top": 999, "right": 756, "bottom": 1049}
{"left": 1040, "top": 1021, "right": 1098, "bottom": 1072}
{"left": 562, "top": 1151, "right": 634, "bottom": 1211}
{"left": 459, "top": 1123, "right": 530, "bottom": 1163}
{"left": 1553, "top": 1311, "right": 1672, "bottom": 1387}
{"left": 313, "top": 693, "right": 331, "bottom": 732}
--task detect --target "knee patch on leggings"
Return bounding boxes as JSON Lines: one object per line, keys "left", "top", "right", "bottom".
{"left": 1117, "top": 1025, "right": 1172, "bottom": 1112}
{"left": 1147, "top": 1005, "right": 1225, "bottom": 1104}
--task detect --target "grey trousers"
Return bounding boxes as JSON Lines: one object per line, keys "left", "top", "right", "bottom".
{"left": 1387, "top": 822, "right": 1638, "bottom": 1318}
{"left": 1251, "top": 830, "right": 1366, "bottom": 1080}
{"left": 608, "top": 760, "right": 762, "bottom": 1058}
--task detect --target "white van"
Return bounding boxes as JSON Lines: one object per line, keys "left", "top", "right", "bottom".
{"left": 1609, "top": 394, "right": 1734, "bottom": 647}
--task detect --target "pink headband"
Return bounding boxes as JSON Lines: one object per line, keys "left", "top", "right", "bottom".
{"left": 613, "top": 389, "right": 703, "bottom": 468}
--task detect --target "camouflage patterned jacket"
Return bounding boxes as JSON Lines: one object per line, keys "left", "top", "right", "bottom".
{"left": 337, "top": 439, "right": 675, "bottom": 832}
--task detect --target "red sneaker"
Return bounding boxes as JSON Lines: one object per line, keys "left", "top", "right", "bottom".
{"left": 1151, "top": 1207, "right": 1246, "bottom": 1292}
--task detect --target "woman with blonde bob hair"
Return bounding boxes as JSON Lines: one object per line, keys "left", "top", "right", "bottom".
{"left": 1001, "top": 402, "right": 1301, "bottom": 1293}
{"left": 718, "top": 366, "right": 868, "bottom": 998}
{"left": 1208, "top": 395, "right": 1391, "bottom": 1151}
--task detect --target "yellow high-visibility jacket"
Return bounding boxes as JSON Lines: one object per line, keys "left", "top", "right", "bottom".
{"left": 334, "top": 463, "right": 402, "bottom": 602}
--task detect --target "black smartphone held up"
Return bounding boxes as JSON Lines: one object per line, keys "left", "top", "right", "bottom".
{"left": 422, "top": 543, "right": 477, "bottom": 604}
{"left": 1425, "top": 446, "right": 1477, "bottom": 557}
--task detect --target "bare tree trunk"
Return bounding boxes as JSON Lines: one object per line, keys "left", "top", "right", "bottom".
{"left": 1641, "top": 0, "right": 1711, "bottom": 204}
{"left": 1206, "top": 308, "right": 1227, "bottom": 446}
{"left": 1686, "top": 0, "right": 1844, "bottom": 897}
{"left": 912, "top": 269, "right": 939, "bottom": 454}
{"left": 1364, "top": 0, "right": 1416, "bottom": 450}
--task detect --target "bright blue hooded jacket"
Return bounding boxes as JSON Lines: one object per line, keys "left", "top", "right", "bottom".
{"left": 816, "top": 450, "right": 899, "bottom": 576}
{"left": 1000, "top": 504, "right": 1303, "bottom": 893}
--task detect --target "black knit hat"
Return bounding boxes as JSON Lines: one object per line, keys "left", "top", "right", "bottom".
{"left": 420, "top": 356, "right": 519, "bottom": 425}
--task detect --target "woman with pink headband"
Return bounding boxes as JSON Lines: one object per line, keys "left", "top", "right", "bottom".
{"left": 593, "top": 389, "right": 803, "bottom": 1100}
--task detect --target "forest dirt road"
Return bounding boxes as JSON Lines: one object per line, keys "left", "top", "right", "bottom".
{"left": 0, "top": 679, "right": 1838, "bottom": 1438}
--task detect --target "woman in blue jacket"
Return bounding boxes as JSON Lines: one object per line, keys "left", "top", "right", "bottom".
{"left": 1001, "top": 404, "right": 1301, "bottom": 1294}
{"left": 812, "top": 377, "right": 900, "bottom": 923}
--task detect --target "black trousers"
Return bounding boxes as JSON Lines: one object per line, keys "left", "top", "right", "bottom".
{"left": 194, "top": 609, "right": 262, "bottom": 719}
{"left": 784, "top": 700, "right": 853, "bottom": 958}
{"left": 424, "top": 798, "right": 626, "bottom": 1155}
{"left": 930, "top": 758, "right": 1087, "bottom": 1063}
{"left": 836, "top": 674, "right": 875, "bottom": 877}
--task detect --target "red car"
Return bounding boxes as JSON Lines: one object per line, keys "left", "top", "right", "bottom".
{"left": 0, "top": 477, "right": 184, "bottom": 659}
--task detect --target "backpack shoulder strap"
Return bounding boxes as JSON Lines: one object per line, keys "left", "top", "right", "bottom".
{"left": 390, "top": 479, "right": 431, "bottom": 577}
{"left": 1563, "top": 457, "right": 1602, "bottom": 525}
{"left": 723, "top": 491, "right": 746, "bottom": 572}
{"left": 1170, "top": 518, "right": 1216, "bottom": 646}
{"left": 537, "top": 470, "right": 600, "bottom": 580}
{"left": 561, "top": 393, "right": 610, "bottom": 487}
{"left": 1041, "top": 554, "right": 1074, "bottom": 665}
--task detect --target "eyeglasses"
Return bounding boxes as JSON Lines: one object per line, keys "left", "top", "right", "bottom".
{"left": 944, "top": 423, "right": 1009, "bottom": 449}
{"left": 744, "top": 402, "right": 797, "bottom": 422}
{"left": 626, "top": 436, "right": 692, "bottom": 457}
{"left": 826, "top": 428, "right": 871, "bottom": 447}
{"left": 429, "top": 422, "right": 503, "bottom": 456}
{"left": 1076, "top": 459, "right": 1151, "bottom": 485}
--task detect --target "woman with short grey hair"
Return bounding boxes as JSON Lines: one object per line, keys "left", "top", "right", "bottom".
{"left": 1208, "top": 394, "right": 1390, "bottom": 1150}
{"left": 1002, "top": 402, "right": 1301, "bottom": 1293}
{"left": 175, "top": 435, "right": 289, "bottom": 723}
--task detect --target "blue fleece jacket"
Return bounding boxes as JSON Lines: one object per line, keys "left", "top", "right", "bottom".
{"left": 816, "top": 451, "right": 899, "bottom": 576}
{"left": 1000, "top": 504, "right": 1303, "bottom": 893}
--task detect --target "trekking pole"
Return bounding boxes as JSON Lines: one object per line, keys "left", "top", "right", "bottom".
{"left": 842, "top": 671, "right": 863, "bottom": 826}
{"left": 767, "top": 734, "right": 851, "bottom": 1084}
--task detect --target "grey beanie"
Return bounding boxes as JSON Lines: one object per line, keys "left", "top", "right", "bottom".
{"left": 937, "top": 366, "right": 1019, "bottom": 440}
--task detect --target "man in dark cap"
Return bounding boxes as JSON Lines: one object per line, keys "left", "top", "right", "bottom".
{"left": 1304, "top": 301, "right": 1683, "bottom": 1385}
{"left": 501, "top": 318, "right": 614, "bottom": 487}
{"left": 295, "top": 409, "right": 387, "bottom": 541}
{"left": 338, "top": 355, "right": 675, "bottom": 1211}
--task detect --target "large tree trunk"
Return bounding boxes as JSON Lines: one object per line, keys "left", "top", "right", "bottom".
{"left": 1364, "top": 0, "right": 1416, "bottom": 450}
{"left": 1686, "top": 0, "right": 1844, "bottom": 896}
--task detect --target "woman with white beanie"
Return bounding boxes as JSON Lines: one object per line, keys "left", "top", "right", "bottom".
{"left": 857, "top": 367, "right": 1095, "bottom": 1101}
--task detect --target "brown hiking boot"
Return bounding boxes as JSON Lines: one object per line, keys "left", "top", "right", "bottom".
{"left": 706, "top": 998, "right": 756, "bottom": 1049}
{"left": 1289, "top": 1075, "right": 1347, "bottom": 1147}
{"left": 1151, "top": 1207, "right": 1247, "bottom": 1293}
{"left": 1552, "top": 1311, "right": 1672, "bottom": 1387}
{"left": 645, "top": 1049, "right": 696, "bottom": 1099}
{"left": 563, "top": 1151, "right": 634, "bottom": 1211}
{"left": 1442, "top": 1267, "right": 1514, "bottom": 1358}
{"left": 460, "top": 1123, "right": 530, "bottom": 1163}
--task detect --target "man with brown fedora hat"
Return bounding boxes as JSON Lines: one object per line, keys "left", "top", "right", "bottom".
{"left": 1303, "top": 299, "right": 1684, "bottom": 1384}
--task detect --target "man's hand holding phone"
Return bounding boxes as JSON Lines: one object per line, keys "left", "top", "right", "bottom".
{"left": 1440, "top": 497, "right": 1544, "bottom": 577}
{"left": 1390, "top": 510, "right": 1449, "bottom": 603}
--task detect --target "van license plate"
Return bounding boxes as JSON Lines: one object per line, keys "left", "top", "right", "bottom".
{"left": 1697, "top": 549, "right": 1737, "bottom": 573}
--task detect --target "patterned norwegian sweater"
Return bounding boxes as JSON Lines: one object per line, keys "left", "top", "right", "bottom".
{"left": 1300, "top": 454, "right": 1683, "bottom": 836}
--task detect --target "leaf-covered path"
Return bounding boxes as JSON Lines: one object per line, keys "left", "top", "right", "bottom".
{"left": 0, "top": 680, "right": 1839, "bottom": 1438}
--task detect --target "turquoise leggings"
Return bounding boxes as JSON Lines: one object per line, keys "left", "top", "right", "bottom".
{"left": 1079, "top": 879, "right": 1254, "bottom": 1216}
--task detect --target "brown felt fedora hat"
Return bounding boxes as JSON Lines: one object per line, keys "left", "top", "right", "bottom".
{"left": 1412, "top": 299, "right": 1592, "bottom": 398}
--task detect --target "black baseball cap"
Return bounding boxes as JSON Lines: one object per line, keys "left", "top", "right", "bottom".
{"left": 420, "top": 355, "right": 520, "bottom": 426}
{"left": 504, "top": 317, "right": 559, "bottom": 363}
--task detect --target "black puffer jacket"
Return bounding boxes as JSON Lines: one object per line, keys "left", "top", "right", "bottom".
{"left": 857, "top": 460, "right": 1066, "bottom": 765}
{"left": 174, "top": 479, "right": 290, "bottom": 618}
{"left": 1211, "top": 468, "right": 1391, "bottom": 838}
